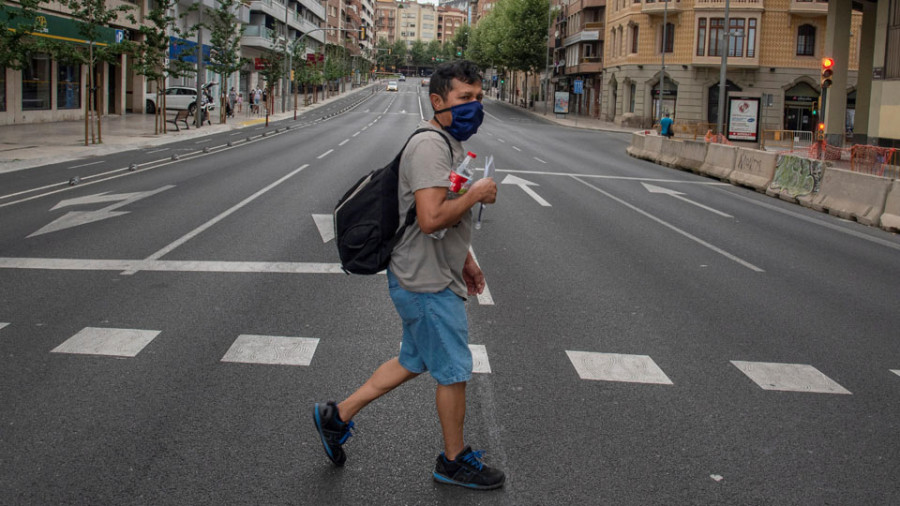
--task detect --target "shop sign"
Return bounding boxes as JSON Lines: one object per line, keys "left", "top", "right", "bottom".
{"left": 573, "top": 79, "right": 584, "bottom": 95}
{"left": 0, "top": 5, "right": 117, "bottom": 45}
{"left": 727, "top": 97, "right": 760, "bottom": 142}
{"left": 169, "top": 37, "right": 212, "bottom": 64}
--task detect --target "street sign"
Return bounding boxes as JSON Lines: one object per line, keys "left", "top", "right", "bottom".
{"left": 573, "top": 79, "right": 583, "bottom": 95}
{"left": 115, "top": 29, "right": 124, "bottom": 43}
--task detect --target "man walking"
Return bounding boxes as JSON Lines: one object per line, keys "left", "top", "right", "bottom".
{"left": 660, "top": 112, "right": 674, "bottom": 138}
{"left": 313, "top": 60, "right": 504, "bottom": 490}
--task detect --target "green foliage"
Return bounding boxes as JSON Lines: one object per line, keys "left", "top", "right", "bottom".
{"left": 0, "top": 0, "right": 67, "bottom": 70}
{"left": 390, "top": 39, "right": 407, "bottom": 68}
{"left": 207, "top": 0, "right": 247, "bottom": 80}
{"left": 409, "top": 39, "right": 427, "bottom": 67}
{"left": 468, "top": 0, "right": 550, "bottom": 72}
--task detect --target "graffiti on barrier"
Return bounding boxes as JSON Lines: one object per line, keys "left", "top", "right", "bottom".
{"left": 770, "top": 155, "right": 824, "bottom": 197}
{"left": 736, "top": 152, "right": 762, "bottom": 174}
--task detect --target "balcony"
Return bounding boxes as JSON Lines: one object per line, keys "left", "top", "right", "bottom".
{"left": 566, "top": 56, "right": 603, "bottom": 74}
{"left": 693, "top": 53, "right": 759, "bottom": 68}
{"left": 642, "top": 0, "right": 683, "bottom": 15}
{"left": 564, "top": 29, "right": 600, "bottom": 47}
{"left": 582, "top": 0, "right": 606, "bottom": 8}
{"left": 790, "top": 0, "right": 828, "bottom": 16}
{"left": 694, "top": 0, "right": 763, "bottom": 9}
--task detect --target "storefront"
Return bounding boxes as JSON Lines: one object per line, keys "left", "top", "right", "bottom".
{"left": 0, "top": 6, "right": 126, "bottom": 125}
{"left": 652, "top": 78, "right": 677, "bottom": 121}
{"left": 783, "top": 82, "right": 819, "bottom": 132}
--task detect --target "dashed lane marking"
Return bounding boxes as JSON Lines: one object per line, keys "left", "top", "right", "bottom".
{"left": 534, "top": 157, "right": 547, "bottom": 164}
{"left": 68, "top": 161, "right": 104, "bottom": 169}
{"left": 512, "top": 146, "right": 522, "bottom": 152}
{"left": 51, "top": 327, "right": 160, "bottom": 358}
{"left": 352, "top": 132, "right": 361, "bottom": 137}
{"left": 339, "top": 139, "right": 349, "bottom": 146}
{"left": 317, "top": 149, "right": 333, "bottom": 159}
{"left": 0, "top": 257, "right": 348, "bottom": 274}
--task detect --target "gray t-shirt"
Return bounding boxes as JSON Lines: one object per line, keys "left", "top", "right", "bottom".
{"left": 390, "top": 121, "right": 472, "bottom": 298}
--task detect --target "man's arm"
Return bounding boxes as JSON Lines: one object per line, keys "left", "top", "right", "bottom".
{"left": 414, "top": 178, "right": 497, "bottom": 235}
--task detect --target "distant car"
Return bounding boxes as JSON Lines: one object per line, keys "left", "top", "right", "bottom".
{"left": 387, "top": 81, "right": 399, "bottom": 92}
{"left": 398, "top": 74, "right": 406, "bottom": 81}
{"left": 145, "top": 86, "right": 202, "bottom": 114}
{"left": 421, "top": 77, "right": 430, "bottom": 88}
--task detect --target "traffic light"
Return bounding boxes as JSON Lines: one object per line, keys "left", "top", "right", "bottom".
{"left": 821, "top": 57, "right": 834, "bottom": 89}
{"left": 359, "top": 26, "right": 366, "bottom": 41}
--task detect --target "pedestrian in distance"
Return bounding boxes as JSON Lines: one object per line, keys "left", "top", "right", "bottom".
{"left": 313, "top": 59, "right": 504, "bottom": 491}
{"left": 660, "top": 112, "right": 674, "bottom": 138}
{"left": 228, "top": 87, "right": 237, "bottom": 118}
{"left": 236, "top": 93, "right": 243, "bottom": 114}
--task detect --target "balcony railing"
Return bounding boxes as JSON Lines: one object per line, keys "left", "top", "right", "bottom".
{"left": 642, "top": 0, "right": 683, "bottom": 15}
{"left": 789, "top": 0, "right": 828, "bottom": 15}
{"left": 694, "top": 0, "right": 763, "bottom": 8}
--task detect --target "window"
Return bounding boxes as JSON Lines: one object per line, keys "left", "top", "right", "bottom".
{"left": 584, "top": 43, "right": 593, "bottom": 58}
{"left": 747, "top": 18, "right": 757, "bottom": 57}
{"left": 888, "top": 0, "right": 900, "bottom": 78}
{"left": 660, "top": 22, "right": 674, "bottom": 53}
{"left": 57, "top": 62, "right": 81, "bottom": 110}
{"left": 729, "top": 18, "right": 744, "bottom": 57}
{"left": 631, "top": 25, "right": 639, "bottom": 53}
{"left": 708, "top": 18, "right": 724, "bottom": 57}
{"left": 629, "top": 82, "right": 636, "bottom": 112}
{"left": 797, "top": 24, "right": 816, "bottom": 56}
{"left": 619, "top": 27, "right": 624, "bottom": 56}
{"left": 697, "top": 18, "right": 706, "bottom": 56}
{"left": 0, "top": 68, "right": 6, "bottom": 112}
{"left": 22, "top": 54, "right": 51, "bottom": 111}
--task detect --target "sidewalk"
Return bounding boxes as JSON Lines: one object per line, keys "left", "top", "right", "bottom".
{"left": 485, "top": 96, "right": 635, "bottom": 134}
{"left": 0, "top": 86, "right": 374, "bottom": 174}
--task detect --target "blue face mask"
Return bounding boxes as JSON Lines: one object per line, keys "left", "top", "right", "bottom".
{"left": 434, "top": 100, "right": 484, "bottom": 141}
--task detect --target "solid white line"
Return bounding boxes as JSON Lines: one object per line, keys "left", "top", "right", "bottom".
{"left": 572, "top": 176, "right": 765, "bottom": 272}
{"left": 512, "top": 146, "right": 522, "bottom": 152}
{"left": 194, "top": 139, "right": 211, "bottom": 144}
{"left": 339, "top": 139, "right": 349, "bottom": 146}
{"left": 317, "top": 150, "right": 333, "bottom": 159}
{"left": 229, "top": 132, "right": 242, "bottom": 136}
{"left": 467, "top": 247, "right": 494, "bottom": 305}
{"left": 124, "top": 164, "right": 311, "bottom": 275}
{"left": 0, "top": 257, "right": 350, "bottom": 274}
{"left": 534, "top": 157, "right": 547, "bottom": 164}
{"left": 484, "top": 110, "right": 502, "bottom": 121}
{"left": 418, "top": 93, "right": 424, "bottom": 120}
{"left": 68, "top": 161, "right": 104, "bottom": 169}
{"left": 669, "top": 193, "right": 733, "bottom": 218}
{"left": 486, "top": 167, "right": 732, "bottom": 184}
{"left": 147, "top": 148, "right": 169, "bottom": 153}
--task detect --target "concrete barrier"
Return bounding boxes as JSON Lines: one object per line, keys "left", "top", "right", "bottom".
{"left": 658, "top": 138, "right": 681, "bottom": 167}
{"left": 640, "top": 135, "right": 663, "bottom": 163}
{"left": 698, "top": 143, "right": 736, "bottom": 180}
{"left": 801, "top": 167, "right": 892, "bottom": 226}
{"left": 766, "top": 155, "right": 824, "bottom": 203}
{"left": 626, "top": 132, "right": 645, "bottom": 159}
{"left": 729, "top": 148, "right": 778, "bottom": 192}
{"left": 673, "top": 140, "right": 708, "bottom": 172}
{"left": 880, "top": 180, "right": 900, "bottom": 232}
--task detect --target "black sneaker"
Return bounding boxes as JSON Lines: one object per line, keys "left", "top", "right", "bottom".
{"left": 312, "top": 402, "right": 354, "bottom": 467}
{"left": 433, "top": 446, "right": 505, "bottom": 490}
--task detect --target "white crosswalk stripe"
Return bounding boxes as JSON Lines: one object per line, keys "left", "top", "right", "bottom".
{"left": 221, "top": 335, "right": 319, "bottom": 366}
{"left": 731, "top": 361, "right": 852, "bottom": 394}
{"left": 51, "top": 327, "right": 160, "bottom": 358}
{"left": 566, "top": 350, "right": 674, "bottom": 385}
{"left": 469, "top": 344, "right": 491, "bottom": 374}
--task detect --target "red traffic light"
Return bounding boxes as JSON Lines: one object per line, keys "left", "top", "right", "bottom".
{"left": 821, "top": 57, "right": 834, "bottom": 70}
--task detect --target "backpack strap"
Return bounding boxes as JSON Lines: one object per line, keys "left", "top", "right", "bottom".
{"left": 396, "top": 127, "right": 454, "bottom": 237}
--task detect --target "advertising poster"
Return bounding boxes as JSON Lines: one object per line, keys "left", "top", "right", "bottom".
{"left": 554, "top": 91, "right": 569, "bottom": 114}
{"left": 728, "top": 97, "right": 760, "bottom": 142}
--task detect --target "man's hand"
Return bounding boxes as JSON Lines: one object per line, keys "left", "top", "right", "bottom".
{"left": 469, "top": 177, "right": 497, "bottom": 204}
{"left": 463, "top": 253, "right": 485, "bottom": 296}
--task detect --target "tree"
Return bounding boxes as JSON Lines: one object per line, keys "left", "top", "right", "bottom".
{"left": 58, "top": 0, "right": 134, "bottom": 145}
{"left": 451, "top": 25, "right": 470, "bottom": 58}
{"left": 127, "top": 0, "right": 194, "bottom": 134}
{"left": 207, "top": 0, "right": 247, "bottom": 123}
{"left": 390, "top": 39, "right": 407, "bottom": 71}
{"left": 375, "top": 36, "right": 392, "bottom": 72}
{"left": 258, "top": 28, "right": 287, "bottom": 126}
{"left": 0, "top": 0, "right": 66, "bottom": 71}
{"left": 426, "top": 39, "right": 442, "bottom": 64}
{"left": 410, "top": 39, "right": 428, "bottom": 71}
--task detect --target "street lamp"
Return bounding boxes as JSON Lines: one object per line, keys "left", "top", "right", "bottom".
{"left": 716, "top": 0, "right": 731, "bottom": 139}
{"left": 656, "top": 0, "right": 669, "bottom": 122}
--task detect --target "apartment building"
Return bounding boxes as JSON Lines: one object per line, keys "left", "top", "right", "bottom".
{"left": 1, "top": 0, "right": 155, "bottom": 124}
{"left": 601, "top": 0, "right": 863, "bottom": 133}
{"left": 438, "top": 6, "right": 467, "bottom": 44}
{"left": 552, "top": 0, "right": 606, "bottom": 117}
{"left": 375, "top": 0, "right": 399, "bottom": 44}
{"left": 395, "top": 1, "right": 438, "bottom": 46}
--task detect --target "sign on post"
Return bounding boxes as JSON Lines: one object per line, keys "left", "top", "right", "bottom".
{"left": 727, "top": 97, "right": 760, "bottom": 142}
{"left": 573, "top": 79, "right": 583, "bottom": 95}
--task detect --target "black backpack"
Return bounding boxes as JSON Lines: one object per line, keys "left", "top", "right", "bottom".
{"left": 334, "top": 128, "right": 453, "bottom": 275}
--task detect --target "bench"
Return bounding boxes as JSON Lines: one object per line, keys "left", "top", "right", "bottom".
{"left": 167, "top": 110, "right": 190, "bottom": 131}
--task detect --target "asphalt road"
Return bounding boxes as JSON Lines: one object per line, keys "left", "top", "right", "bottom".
{"left": 1, "top": 78, "right": 899, "bottom": 505}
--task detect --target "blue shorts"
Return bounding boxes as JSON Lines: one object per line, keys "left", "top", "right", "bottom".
{"left": 387, "top": 270, "right": 472, "bottom": 385}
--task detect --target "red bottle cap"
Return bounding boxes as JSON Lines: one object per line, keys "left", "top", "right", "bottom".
{"left": 467, "top": 151, "right": 476, "bottom": 159}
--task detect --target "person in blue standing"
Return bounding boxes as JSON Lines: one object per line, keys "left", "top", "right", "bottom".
{"left": 660, "top": 112, "right": 674, "bottom": 138}
{"left": 312, "top": 60, "right": 505, "bottom": 490}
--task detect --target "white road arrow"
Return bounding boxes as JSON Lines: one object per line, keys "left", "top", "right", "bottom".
{"left": 501, "top": 174, "right": 551, "bottom": 207}
{"left": 312, "top": 214, "right": 335, "bottom": 243}
{"left": 641, "top": 183, "right": 733, "bottom": 218}
{"left": 29, "top": 185, "right": 175, "bottom": 237}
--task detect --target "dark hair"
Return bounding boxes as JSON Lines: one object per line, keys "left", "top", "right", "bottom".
{"left": 429, "top": 60, "right": 483, "bottom": 100}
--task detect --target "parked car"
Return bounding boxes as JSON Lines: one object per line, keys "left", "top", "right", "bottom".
{"left": 421, "top": 77, "right": 430, "bottom": 88}
{"left": 145, "top": 85, "right": 214, "bottom": 115}
{"left": 387, "top": 81, "right": 399, "bottom": 92}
